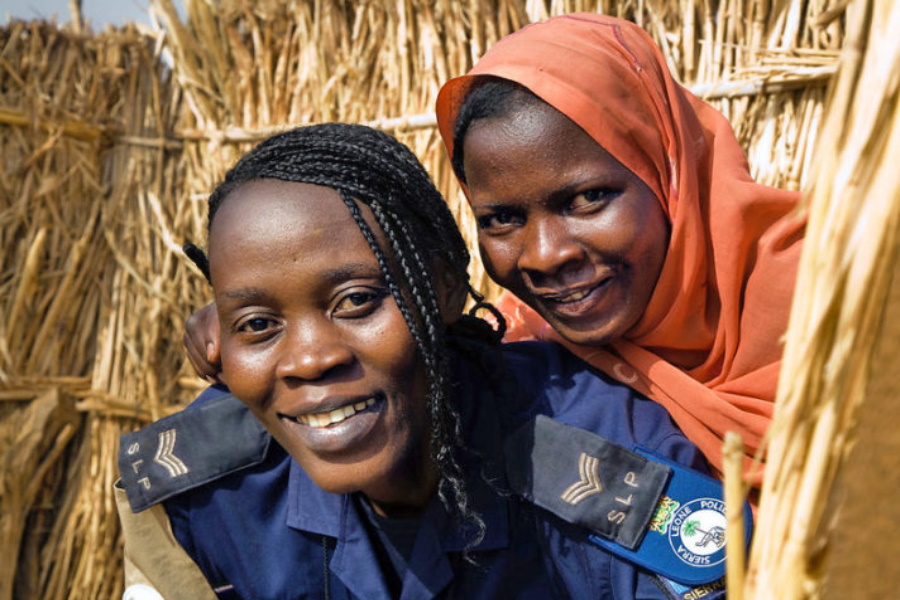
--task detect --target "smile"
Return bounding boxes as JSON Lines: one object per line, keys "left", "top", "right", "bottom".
{"left": 280, "top": 395, "right": 381, "bottom": 429}
{"left": 550, "top": 287, "right": 594, "bottom": 303}
{"left": 541, "top": 280, "right": 608, "bottom": 305}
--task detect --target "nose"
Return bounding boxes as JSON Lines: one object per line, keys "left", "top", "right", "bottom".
{"left": 517, "top": 216, "right": 584, "bottom": 282}
{"left": 275, "top": 321, "right": 354, "bottom": 382}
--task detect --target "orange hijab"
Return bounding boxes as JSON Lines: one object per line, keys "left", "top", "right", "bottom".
{"left": 436, "top": 14, "right": 804, "bottom": 483}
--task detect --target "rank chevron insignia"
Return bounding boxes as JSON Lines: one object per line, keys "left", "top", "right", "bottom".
{"left": 560, "top": 452, "right": 604, "bottom": 505}
{"left": 153, "top": 429, "right": 189, "bottom": 478}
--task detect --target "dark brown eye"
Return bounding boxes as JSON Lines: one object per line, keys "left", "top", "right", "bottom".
{"left": 570, "top": 188, "right": 617, "bottom": 210}
{"left": 477, "top": 211, "right": 525, "bottom": 230}
{"left": 237, "top": 317, "right": 273, "bottom": 333}
{"left": 333, "top": 289, "right": 387, "bottom": 317}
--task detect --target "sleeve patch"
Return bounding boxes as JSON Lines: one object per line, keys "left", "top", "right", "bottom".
{"left": 118, "top": 392, "right": 270, "bottom": 512}
{"left": 504, "top": 416, "right": 754, "bottom": 586}
{"left": 504, "top": 415, "right": 671, "bottom": 550}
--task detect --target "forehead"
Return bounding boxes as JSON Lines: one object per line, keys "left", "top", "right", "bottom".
{"left": 213, "top": 176, "right": 344, "bottom": 220}
{"left": 467, "top": 101, "right": 577, "bottom": 162}
{"left": 208, "top": 179, "right": 378, "bottom": 274}
{"left": 462, "top": 104, "right": 642, "bottom": 200}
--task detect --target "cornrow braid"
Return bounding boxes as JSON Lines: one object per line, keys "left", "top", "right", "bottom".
{"left": 206, "top": 123, "right": 485, "bottom": 545}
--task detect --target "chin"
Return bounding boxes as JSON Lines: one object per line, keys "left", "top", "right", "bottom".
{"left": 305, "top": 463, "right": 380, "bottom": 496}
{"left": 559, "top": 329, "right": 616, "bottom": 348}
{"left": 544, "top": 315, "right": 624, "bottom": 348}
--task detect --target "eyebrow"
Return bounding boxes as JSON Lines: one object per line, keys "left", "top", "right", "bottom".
{"left": 471, "top": 180, "right": 592, "bottom": 209}
{"left": 219, "top": 262, "right": 384, "bottom": 302}
{"left": 221, "top": 287, "right": 269, "bottom": 302}
{"left": 320, "top": 262, "right": 384, "bottom": 284}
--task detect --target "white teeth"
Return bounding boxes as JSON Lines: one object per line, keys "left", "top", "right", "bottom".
{"left": 559, "top": 289, "right": 590, "bottom": 302}
{"left": 294, "top": 397, "right": 377, "bottom": 429}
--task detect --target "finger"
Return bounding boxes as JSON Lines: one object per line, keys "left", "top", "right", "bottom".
{"left": 184, "top": 332, "right": 215, "bottom": 379}
{"left": 206, "top": 340, "right": 221, "bottom": 366}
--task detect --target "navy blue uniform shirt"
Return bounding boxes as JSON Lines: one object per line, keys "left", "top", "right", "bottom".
{"left": 161, "top": 341, "right": 712, "bottom": 600}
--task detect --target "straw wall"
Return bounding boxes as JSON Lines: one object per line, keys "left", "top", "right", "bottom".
{"left": 1, "top": 1, "right": 847, "bottom": 598}
{"left": 1, "top": 19, "right": 182, "bottom": 600}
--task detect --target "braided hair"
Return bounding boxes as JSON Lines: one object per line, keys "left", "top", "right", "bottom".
{"left": 202, "top": 123, "right": 496, "bottom": 545}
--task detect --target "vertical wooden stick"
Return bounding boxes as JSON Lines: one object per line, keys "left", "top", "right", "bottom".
{"left": 724, "top": 431, "right": 746, "bottom": 600}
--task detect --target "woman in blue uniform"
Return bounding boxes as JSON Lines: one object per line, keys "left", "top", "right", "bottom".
{"left": 117, "top": 124, "right": 732, "bottom": 600}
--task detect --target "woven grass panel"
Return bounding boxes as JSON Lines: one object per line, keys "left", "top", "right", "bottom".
{"left": 0, "top": 1, "right": 847, "bottom": 598}
{"left": 0, "top": 20, "right": 182, "bottom": 600}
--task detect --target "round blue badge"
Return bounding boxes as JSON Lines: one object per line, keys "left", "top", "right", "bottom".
{"left": 667, "top": 498, "right": 727, "bottom": 568}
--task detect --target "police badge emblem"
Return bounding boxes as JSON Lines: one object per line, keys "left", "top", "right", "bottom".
{"left": 668, "top": 498, "right": 727, "bottom": 568}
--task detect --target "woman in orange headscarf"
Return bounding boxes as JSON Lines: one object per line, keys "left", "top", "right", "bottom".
{"left": 436, "top": 13, "right": 804, "bottom": 484}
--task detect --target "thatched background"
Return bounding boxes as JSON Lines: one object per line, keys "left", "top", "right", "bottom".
{"left": 0, "top": 0, "right": 873, "bottom": 598}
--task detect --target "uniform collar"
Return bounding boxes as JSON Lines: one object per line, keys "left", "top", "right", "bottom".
{"left": 284, "top": 451, "right": 509, "bottom": 553}
{"left": 284, "top": 450, "right": 510, "bottom": 600}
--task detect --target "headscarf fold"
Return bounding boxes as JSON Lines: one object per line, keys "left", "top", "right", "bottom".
{"left": 436, "top": 14, "right": 804, "bottom": 483}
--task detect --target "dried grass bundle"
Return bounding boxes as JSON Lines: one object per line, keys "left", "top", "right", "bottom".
{"left": 1, "top": 19, "right": 182, "bottom": 599}
{"left": 0, "top": 387, "right": 80, "bottom": 600}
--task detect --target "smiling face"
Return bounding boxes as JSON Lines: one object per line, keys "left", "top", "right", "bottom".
{"left": 462, "top": 99, "right": 670, "bottom": 347}
{"left": 208, "top": 179, "right": 436, "bottom": 513}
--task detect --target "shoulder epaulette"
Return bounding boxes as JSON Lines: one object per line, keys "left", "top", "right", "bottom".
{"left": 504, "top": 415, "right": 752, "bottom": 586}
{"left": 118, "top": 392, "right": 271, "bottom": 512}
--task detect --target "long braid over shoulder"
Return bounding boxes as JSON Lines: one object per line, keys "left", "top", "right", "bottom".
{"left": 206, "top": 123, "right": 489, "bottom": 544}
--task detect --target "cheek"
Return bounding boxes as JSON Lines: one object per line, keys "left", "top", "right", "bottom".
{"left": 370, "top": 322, "right": 428, "bottom": 421}
{"left": 628, "top": 210, "right": 670, "bottom": 298}
{"left": 220, "top": 342, "right": 273, "bottom": 406}
{"left": 350, "top": 308, "right": 421, "bottom": 384}
{"left": 477, "top": 236, "right": 520, "bottom": 285}
{"left": 377, "top": 326, "right": 420, "bottom": 380}
{"left": 637, "top": 201, "right": 670, "bottom": 267}
{"left": 643, "top": 235, "right": 669, "bottom": 295}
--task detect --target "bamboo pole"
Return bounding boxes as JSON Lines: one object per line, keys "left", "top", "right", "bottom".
{"left": 724, "top": 432, "right": 747, "bottom": 600}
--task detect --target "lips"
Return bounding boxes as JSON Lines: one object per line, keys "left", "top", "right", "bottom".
{"left": 543, "top": 286, "right": 595, "bottom": 304}
{"left": 539, "top": 274, "right": 611, "bottom": 305}
{"left": 277, "top": 393, "right": 386, "bottom": 454}
{"left": 284, "top": 397, "right": 377, "bottom": 428}
{"left": 530, "top": 275, "right": 617, "bottom": 322}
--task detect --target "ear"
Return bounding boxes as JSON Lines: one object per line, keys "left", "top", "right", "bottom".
{"left": 433, "top": 261, "right": 468, "bottom": 326}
